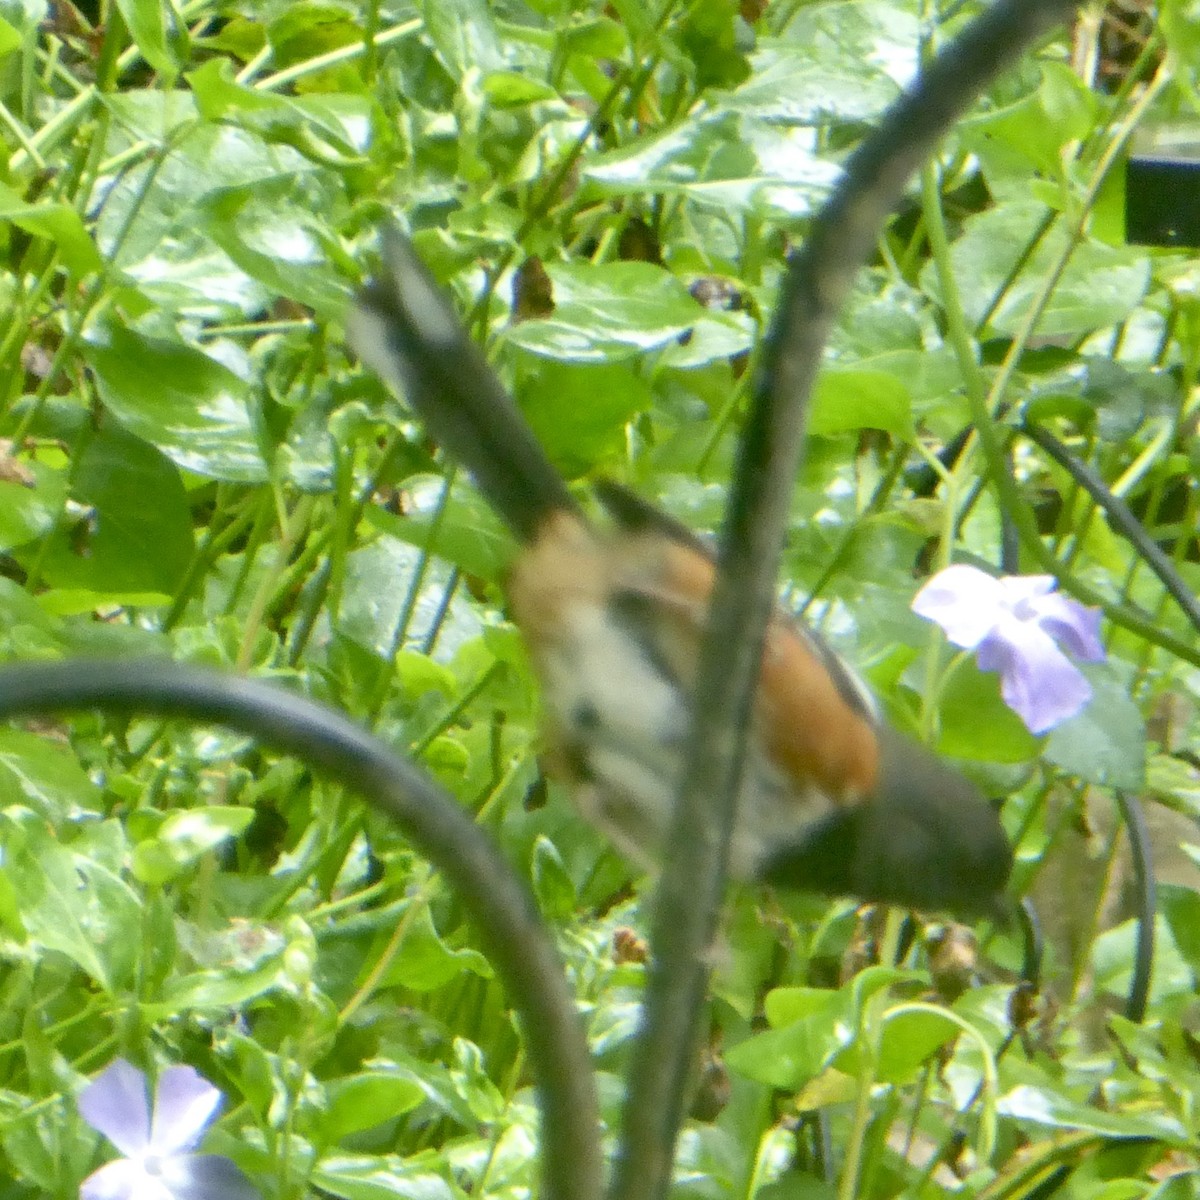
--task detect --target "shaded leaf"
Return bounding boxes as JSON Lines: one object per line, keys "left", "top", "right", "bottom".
{"left": 83, "top": 325, "right": 268, "bottom": 482}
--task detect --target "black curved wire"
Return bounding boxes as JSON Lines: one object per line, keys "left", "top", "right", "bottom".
{"left": 1022, "top": 421, "right": 1200, "bottom": 637}
{"left": 1114, "top": 789, "right": 1156, "bottom": 1023}
{"left": 0, "top": 659, "right": 602, "bottom": 1200}
{"left": 1018, "top": 897, "right": 1045, "bottom": 989}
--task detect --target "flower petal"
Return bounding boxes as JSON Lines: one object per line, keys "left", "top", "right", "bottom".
{"left": 911, "top": 564, "right": 1007, "bottom": 649}
{"left": 1027, "top": 592, "right": 1105, "bottom": 662}
{"left": 995, "top": 574, "right": 1057, "bottom": 605}
{"left": 79, "top": 1059, "right": 152, "bottom": 1156}
{"left": 80, "top": 1158, "right": 175, "bottom": 1200}
{"left": 977, "top": 617, "right": 1092, "bottom": 734}
{"left": 150, "top": 1066, "right": 223, "bottom": 1156}
{"left": 162, "top": 1154, "right": 262, "bottom": 1200}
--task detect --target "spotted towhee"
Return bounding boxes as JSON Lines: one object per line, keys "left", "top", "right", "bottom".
{"left": 348, "top": 230, "right": 1012, "bottom": 918}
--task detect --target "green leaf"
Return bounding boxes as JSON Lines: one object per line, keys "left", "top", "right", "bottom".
{"left": 932, "top": 661, "right": 1040, "bottom": 764}
{"left": 875, "top": 1006, "right": 960, "bottom": 1084}
{"left": 1145, "top": 1174, "right": 1200, "bottom": 1200}
{"left": 582, "top": 110, "right": 838, "bottom": 220}
{"left": 34, "top": 422, "right": 194, "bottom": 596}
{"left": 503, "top": 261, "right": 706, "bottom": 362}
{"left": 998, "top": 1083, "right": 1188, "bottom": 1141}
{"left": 959, "top": 61, "right": 1099, "bottom": 180}
{"left": 115, "top": 0, "right": 189, "bottom": 78}
{"left": 0, "top": 16, "right": 21, "bottom": 58}
{"left": 335, "top": 536, "right": 485, "bottom": 657}
{"left": 516, "top": 360, "right": 653, "bottom": 477}
{"left": 728, "top": 988, "right": 847, "bottom": 1088}
{"left": 323, "top": 1072, "right": 425, "bottom": 1142}
{"left": 923, "top": 201, "right": 1150, "bottom": 338}
{"left": 724, "top": 3, "right": 914, "bottom": 122}
{"left": 83, "top": 325, "right": 268, "bottom": 482}
{"left": 158, "top": 955, "right": 291, "bottom": 1012}
{"left": 376, "top": 904, "right": 492, "bottom": 992}
{"left": 809, "top": 369, "right": 913, "bottom": 438}
{"left": 1092, "top": 916, "right": 1195, "bottom": 1007}
{"left": 0, "top": 461, "right": 66, "bottom": 553}
{"left": 530, "top": 834, "right": 575, "bottom": 920}
{"left": 0, "top": 728, "right": 102, "bottom": 822}
{"left": 310, "top": 1154, "right": 457, "bottom": 1200}
{"left": 1160, "top": 886, "right": 1200, "bottom": 976}
{"left": 1043, "top": 665, "right": 1146, "bottom": 790}
{"left": 188, "top": 58, "right": 376, "bottom": 161}
{"left": 131, "top": 806, "right": 256, "bottom": 884}
{"left": 202, "top": 182, "right": 348, "bottom": 317}
{"left": 0, "top": 183, "right": 103, "bottom": 277}
{"left": 1, "top": 813, "right": 140, "bottom": 992}
{"left": 364, "top": 479, "right": 513, "bottom": 586}
{"left": 422, "top": 0, "right": 504, "bottom": 76}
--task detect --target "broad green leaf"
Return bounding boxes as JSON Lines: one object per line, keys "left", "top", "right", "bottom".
{"left": 719, "top": 25, "right": 904, "bottom": 125}
{"left": 188, "top": 59, "right": 376, "bottom": 160}
{"left": 0, "top": 16, "right": 21, "bottom": 57}
{"left": 657, "top": 309, "right": 754, "bottom": 369}
{"left": 335, "top": 535, "right": 486, "bottom": 658}
{"left": 582, "top": 111, "right": 838, "bottom": 220}
{"left": 809, "top": 369, "right": 913, "bottom": 437}
{"left": 0, "top": 461, "right": 66, "bottom": 552}
{"left": 265, "top": 4, "right": 361, "bottom": 79}
{"left": 83, "top": 325, "right": 268, "bottom": 482}
{"left": 516, "top": 359, "right": 652, "bottom": 476}
{"left": 763, "top": 985, "right": 841, "bottom": 1027}
{"left": 1160, "top": 887, "right": 1200, "bottom": 976}
{"left": 376, "top": 904, "right": 492, "bottom": 992}
{"left": 364, "top": 480, "right": 512, "bottom": 585}
{"left": 932, "top": 662, "right": 1040, "bottom": 764}
{"left": 728, "top": 987, "right": 848, "bottom": 1088}
{"left": 959, "top": 61, "right": 1099, "bottom": 180}
{"left": 679, "top": 0, "right": 750, "bottom": 89}
{"left": 202, "top": 183, "right": 348, "bottom": 317}
{"left": 1, "top": 814, "right": 140, "bottom": 992}
{"left": 158, "top": 955, "right": 291, "bottom": 1012}
{"left": 1043, "top": 665, "right": 1146, "bottom": 789}
{"left": 323, "top": 1072, "right": 425, "bottom": 1142}
{"left": 725, "top": 1009, "right": 844, "bottom": 1090}
{"left": 0, "top": 728, "right": 101, "bottom": 821}
{"left": 482, "top": 70, "right": 558, "bottom": 107}
{"left": 1145, "top": 1174, "right": 1200, "bottom": 1200}
{"left": 1093, "top": 916, "right": 1195, "bottom": 1007}
{"left": 998, "top": 1083, "right": 1188, "bottom": 1141}
{"left": 875, "top": 1006, "right": 960, "bottom": 1084}
{"left": 34, "top": 422, "right": 194, "bottom": 595}
{"left": 502, "top": 261, "right": 706, "bottom": 362}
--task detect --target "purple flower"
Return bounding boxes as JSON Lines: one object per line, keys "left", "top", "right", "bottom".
{"left": 78, "top": 1059, "right": 259, "bottom": 1200}
{"left": 912, "top": 564, "right": 1105, "bottom": 735}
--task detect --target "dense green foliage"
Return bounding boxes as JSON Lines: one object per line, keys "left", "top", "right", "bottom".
{"left": 0, "top": 1, "right": 1197, "bottom": 1197}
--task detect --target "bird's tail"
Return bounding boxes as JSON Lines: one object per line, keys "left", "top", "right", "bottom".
{"left": 348, "top": 228, "right": 577, "bottom": 542}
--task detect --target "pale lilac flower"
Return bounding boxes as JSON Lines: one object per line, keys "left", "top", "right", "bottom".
{"left": 912, "top": 564, "right": 1105, "bottom": 735}
{"left": 78, "top": 1059, "right": 258, "bottom": 1200}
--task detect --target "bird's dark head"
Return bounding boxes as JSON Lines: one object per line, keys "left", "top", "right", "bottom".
{"left": 761, "top": 724, "right": 1012, "bottom": 918}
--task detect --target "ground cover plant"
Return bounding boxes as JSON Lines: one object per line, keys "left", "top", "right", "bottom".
{"left": 0, "top": 1, "right": 1198, "bottom": 1198}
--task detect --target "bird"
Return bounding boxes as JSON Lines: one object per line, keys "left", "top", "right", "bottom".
{"left": 347, "top": 228, "right": 1013, "bottom": 918}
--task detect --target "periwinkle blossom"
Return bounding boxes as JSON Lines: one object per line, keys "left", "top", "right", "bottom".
{"left": 78, "top": 1058, "right": 259, "bottom": 1200}
{"left": 912, "top": 564, "right": 1105, "bottom": 735}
